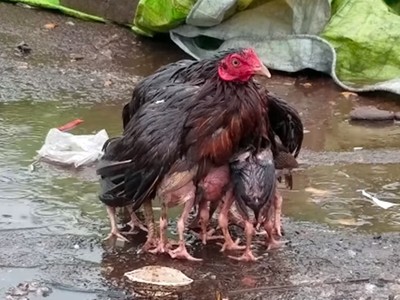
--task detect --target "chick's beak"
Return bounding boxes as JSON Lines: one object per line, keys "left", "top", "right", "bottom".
{"left": 254, "top": 63, "right": 272, "bottom": 78}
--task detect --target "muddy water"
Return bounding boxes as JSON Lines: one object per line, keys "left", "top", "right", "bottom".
{"left": 1, "top": 3, "right": 400, "bottom": 299}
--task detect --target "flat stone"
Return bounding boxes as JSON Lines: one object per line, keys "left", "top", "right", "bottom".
{"left": 350, "top": 106, "right": 394, "bottom": 121}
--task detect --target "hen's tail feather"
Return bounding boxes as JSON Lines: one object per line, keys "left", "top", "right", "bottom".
{"left": 122, "top": 103, "right": 131, "bottom": 130}
{"left": 98, "top": 170, "right": 131, "bottom": 207}
{"left": 125, "top": 166, "right": 164, "bottom": 211}
{"left": 266, "top": 91, "right": 304, "bottom": 158}
{"left": 97, "top": 150, "right": 135, "bottom": 207}
{"left": 96, "top": 159, "right": 133, "bottom": 177}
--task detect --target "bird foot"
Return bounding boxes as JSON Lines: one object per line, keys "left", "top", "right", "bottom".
{"left": 148, "top": 241, "right": 172, "bottom": 255}
{"left": 126, "top": 220, "right": 148, "bottom": 234}
{"left": 148, "top": 239, "right": 179, "bottom": 255}
{"left": 103, "top": 230, "right": 130, "bottom": 243}
{"left": 272, "top": 223, "right": 284, "bottom": 237}
{"left": 228, "top": 249, "right": 260, "bottom": 262}
{"left": 218, "top": 238, "right": 246, "bottom": 252}
{"left": 168, "top": 244, "right": 202, "bottom": 261}
{"left": 141, "top": 238, "right": 159, "bottom": 252}
{"left": 193, "top": 228, "right": 224, "bottom": 245}
{"left": 267, "top": 239, "right": 288, "bottom": 250}
{"left": 255, "top": 229, "right": 268, "bottom": 236}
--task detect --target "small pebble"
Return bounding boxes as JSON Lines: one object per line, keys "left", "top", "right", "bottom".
{"left": 28, "top": 281, "right": 40, "bottom": 291}
{"left": 348, "top": 250, "right": 356, "bottom": 258}
{"left": 74, "top": 244, "right": 80, "bottom": 249}
{"left": 9, "top": 288, "right": 28, "bottom": 296}
{"left": 115, "top": 238, "right": 126, "bottom": 247}
{"left": 36, "top": 286, "right": 52, "bottom": 297}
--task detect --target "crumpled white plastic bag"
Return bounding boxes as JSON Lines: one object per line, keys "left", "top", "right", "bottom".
{"left": 37, "top": 128, "right": 109, "bottom": 168}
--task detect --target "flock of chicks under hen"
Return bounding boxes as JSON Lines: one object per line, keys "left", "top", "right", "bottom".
{"left": 96, "top": 48, "right": 303, "bottom": 262}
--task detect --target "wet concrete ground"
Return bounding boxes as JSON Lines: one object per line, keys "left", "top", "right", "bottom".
{"left": 0, "top": 2, "right": 400, "bottom": 300}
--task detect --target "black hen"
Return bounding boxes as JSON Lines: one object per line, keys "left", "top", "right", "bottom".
{"left": 97, "top": 48, "right": 272, "bottom": 260}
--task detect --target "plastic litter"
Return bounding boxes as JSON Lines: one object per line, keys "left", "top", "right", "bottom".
{"left": 360, "top": 190, "right": 399, "bottom": 210}
{"left": 36, "top": 128, "right": 109, "bottom": 168}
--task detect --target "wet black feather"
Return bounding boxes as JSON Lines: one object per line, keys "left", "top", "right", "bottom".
{"left": 98, "top": 66, "right": 268, "bottom": 210}
{"left": 123, "top": 48, "right": 304, "bottom": 159}
{"left": 230, "top": 148, "right": 276, "bottom": 223}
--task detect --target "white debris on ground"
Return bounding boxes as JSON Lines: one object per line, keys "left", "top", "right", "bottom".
{"left": 36, "top": 128, "right": 109, "bottom": 168}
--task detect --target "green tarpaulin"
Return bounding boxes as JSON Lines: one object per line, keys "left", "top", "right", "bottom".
{"left": 169, "top": 0, "right": 400, "bottom": 94}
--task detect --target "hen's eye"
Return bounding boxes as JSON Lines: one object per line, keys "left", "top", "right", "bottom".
{"left": 231, "top": 58, "right": 240, "bottom": 67}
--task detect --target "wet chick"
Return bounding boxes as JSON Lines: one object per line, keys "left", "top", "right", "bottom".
{"left": 271, "top": 144, "right": 299, "bottom": 237}
{"left": 194, "top": 166, "right": 230, "bottom": 245}
{"left": 218, "top": 147, "right": 277, "bottom": 261}
{"left": 274, "top": 143, "right": 299, "bottom": 190}
{"left": 98, "top": 137, "right": 147, "bottom": 243}
{"left": 149, "top": 162, "right": 201, "bottom": 261}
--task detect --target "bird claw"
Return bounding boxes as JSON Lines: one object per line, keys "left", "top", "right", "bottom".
{"left": 272, "top": 224, "right": 283, "bottom": 237}
{"left": 267, "top": 239, "right": 288, "bottom": 250}
{"left": 103, "top": 231, "right": 130, "bottom": 243}
{"left": 148, "top": 239, "right": 179, "bottom": 255}
{"left": 141, "top": 238, "right": 159, "bottom": 252}
{"left": 126, "top": 221, "right": 148, "bottom": 233}
{"left": 168, "top": 245, "right": 202, "bottom": 261}
{"left": 148, "top": 242, "right": 172, "bottom": 255}
{"left": 228, "top": 250, "right": 260, "bottom": 262}
{"left": 218, "top": 238, "right": 246, "bottom": 252}
{"left": 193, "top": 228, "right": 224, "bottom": 245}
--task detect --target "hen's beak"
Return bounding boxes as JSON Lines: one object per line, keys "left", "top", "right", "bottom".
{"left": 254, "top": 64, "right": 272, "bottom": 78}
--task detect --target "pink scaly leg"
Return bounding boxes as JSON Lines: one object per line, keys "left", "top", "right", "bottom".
{"left": 169, "top": 190, "right": 202, "bottom": 261}
{"left": 218, "top": 190, "right": 245, "bottom": 252}
{"left": 273, "top": 190, "right": 283, "bottom": 237}
{"left": 141, "top": 200, "right": 159, "bottom": 252}
{"left": 103, "top": 206, "right": 129, "bottom": 242}
{"left": 125, "top": 205, "right": 148, "bottom": 234}
{"left": 229, "top": 220, "right": 260, "bottom": 262}
{"left": 149, "top": 202, "right": 174, "bottom": 254}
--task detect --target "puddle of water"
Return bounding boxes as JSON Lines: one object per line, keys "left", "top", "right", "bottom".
{"left": 267, "top": 76, "right": 400, "bottom": 152}
{"left": 284, "top": 163, "right": 400, "bottom": 233}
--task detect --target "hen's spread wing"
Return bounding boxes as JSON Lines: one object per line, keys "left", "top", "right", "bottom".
{"left": 98, "top": 84, "right": 199, "bottom": 209}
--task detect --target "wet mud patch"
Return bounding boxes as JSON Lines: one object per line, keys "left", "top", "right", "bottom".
{"left": 97, "top": 220, "right": 400, "bottom": 300}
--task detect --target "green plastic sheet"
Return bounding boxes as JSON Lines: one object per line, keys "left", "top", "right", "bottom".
{"left": 322, "top": 0, "right": 400, "bottom": 85}
{"left": 132, "top": 0, "right": 197, "bottom": 37}
{"left": 170, "top": 0, "right": 400, "bottom": 94}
